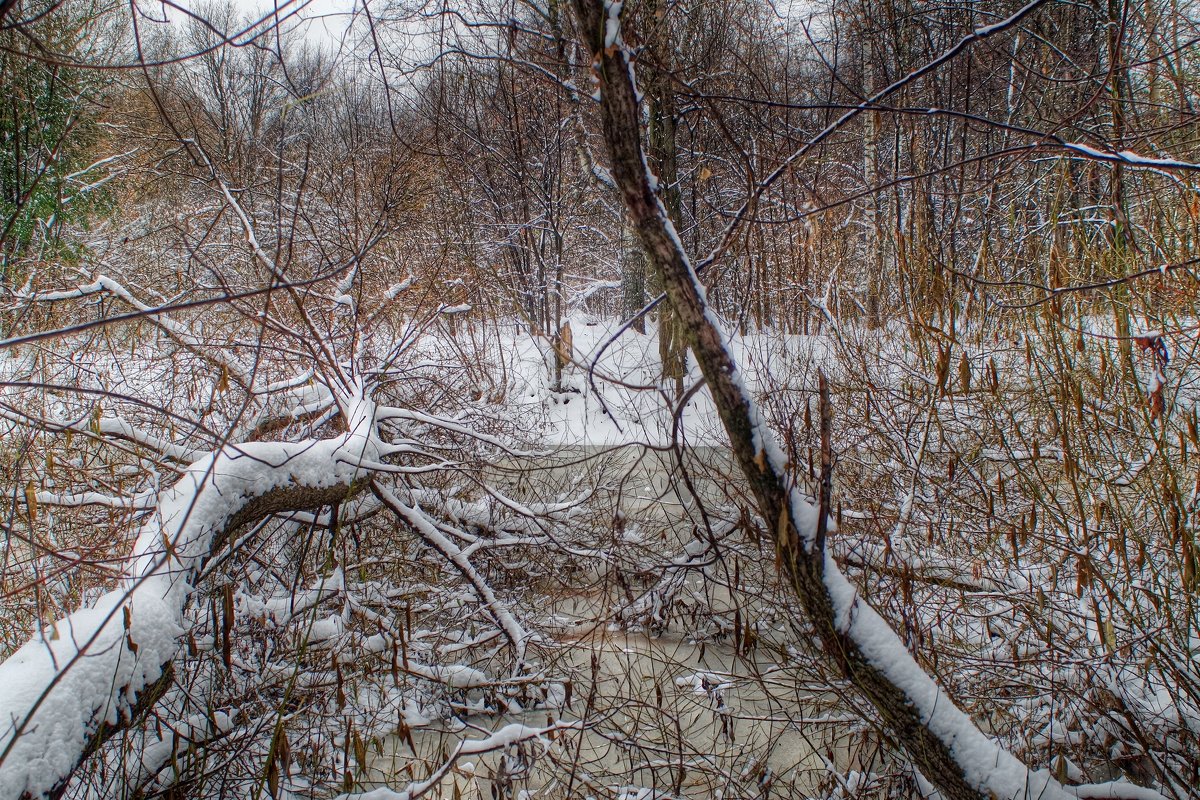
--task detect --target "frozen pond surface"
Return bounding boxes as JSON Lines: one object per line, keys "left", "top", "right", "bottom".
{"left": 364, "top": 447, "right": 869, "bottom": 798}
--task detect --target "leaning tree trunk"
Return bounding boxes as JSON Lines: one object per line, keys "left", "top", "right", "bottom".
{"left": 0, "top": 400, "right": 378, "bottom": 799}
{"left": 568, "top": 1, "right": 1080, "bottom": 799}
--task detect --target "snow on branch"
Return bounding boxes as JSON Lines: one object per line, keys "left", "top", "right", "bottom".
{"left": 377, "top": 406, "right": 546, "bottom": 458}
{"left": 92, "top": 416, "right": 205, "bottom": 464}
{"left": 0, "top": 394, "right": 381, "bottom": 799}
{"left": 1060, "top": 141, "right": 1200, "bottom": 172}
{"left": 370, "top": 482, "right": 530, "bottom": 661}
{"left": 341, "top": 720, "right": 585, "bottom": 800}
{"left": 17, "top": 274, "right": 254, "bottom": 391}
{"left": 0, "top": 404, "right": 203, "bottom": 465}
{"left": 35, "top": 489, "right": 156, "bottom": 510}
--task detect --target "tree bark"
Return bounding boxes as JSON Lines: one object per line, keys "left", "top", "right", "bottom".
{"left": 641, "top": 0, "right": 687, "bottom": 395}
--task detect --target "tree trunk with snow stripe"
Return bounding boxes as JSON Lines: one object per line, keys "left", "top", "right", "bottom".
{"left": 567, "top": 1, "right": 1082, "bottom": 798}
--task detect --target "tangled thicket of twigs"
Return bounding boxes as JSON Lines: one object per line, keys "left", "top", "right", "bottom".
{"left": 1, "top": 0, "right": 1200, "bottom": 798}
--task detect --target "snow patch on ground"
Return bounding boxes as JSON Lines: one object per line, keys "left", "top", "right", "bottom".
{"left": 498, "top": 315, "right": 827, "bottom": 447}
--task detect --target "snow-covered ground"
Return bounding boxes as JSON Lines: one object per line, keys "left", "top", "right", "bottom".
{"left": 488, "top": 314, "right": 828, "bottom": 447}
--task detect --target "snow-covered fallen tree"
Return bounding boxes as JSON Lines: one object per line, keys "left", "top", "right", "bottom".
{"left": 0, "top": 127, "right": 573, "bottom": 795}
{"left": 0, "top": 391, "right": 379, "bottom": 798}
{"left": 0, "top": 338, "right": 579, "bottom": 799}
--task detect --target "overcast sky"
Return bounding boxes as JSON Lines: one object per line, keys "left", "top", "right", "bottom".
{"left": 158, "top": 0, "right": 360, "bottom": 50}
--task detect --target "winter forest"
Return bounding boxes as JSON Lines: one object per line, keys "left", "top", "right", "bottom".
{"left": 2, "top": 0, "right": 1200, "bottom": 797}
